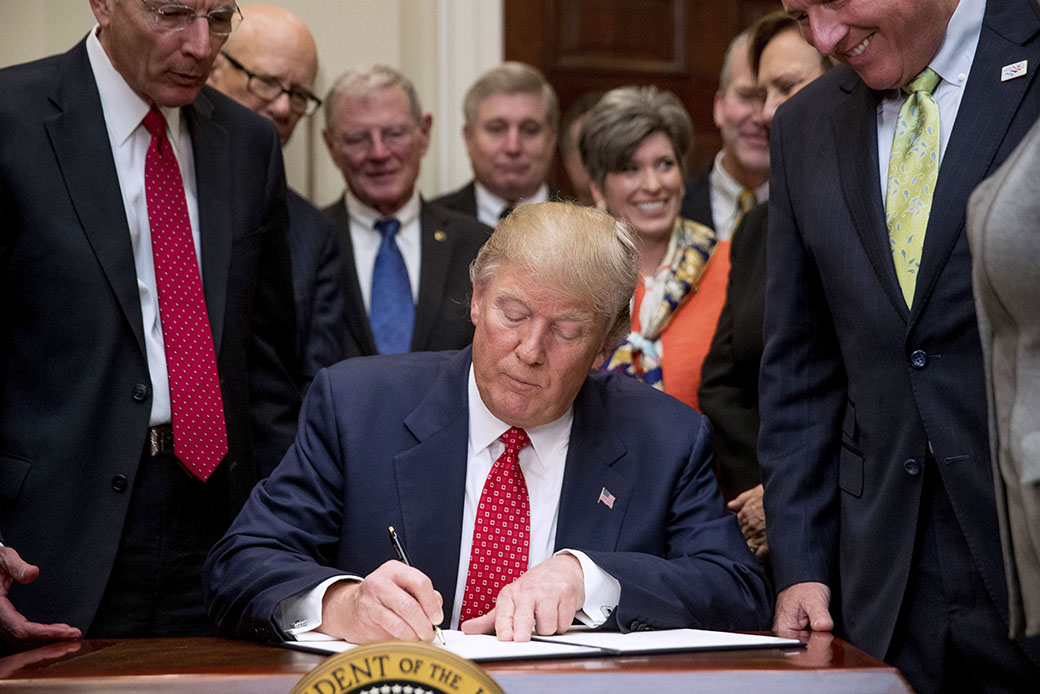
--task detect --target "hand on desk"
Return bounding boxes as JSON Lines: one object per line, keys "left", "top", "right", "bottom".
{"left": 773, "top": 581, "right": 833, "bottom": 633}
{"left": 0, "top": 545, "right": 81, "bottom": 652}
{"left": 318, "top": 560, "right": 443, "bottom": 644}
{"left": 461, "top": 554, "right": 585, "bottom": 642}
{"left": 727, "top": 484, "right": 768, "bottom": 559}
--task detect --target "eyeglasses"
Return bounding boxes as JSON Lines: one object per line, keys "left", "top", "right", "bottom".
{"left": 335, "top": 124, "right": 418, "bottom": 156}
{"left": 220, "top": 52, "right": 322, "bottom": 116}
{"left": 140, "top": 1, "right": 242, "bottom": 37}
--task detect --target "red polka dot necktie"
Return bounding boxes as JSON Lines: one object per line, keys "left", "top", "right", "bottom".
{"left": 460, "top": 427, "right": 531, "bottom": 623}
{"left": 143, "top": 108, "right": 227, "bottom": 481}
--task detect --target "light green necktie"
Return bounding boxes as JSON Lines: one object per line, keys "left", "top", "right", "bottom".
{"left": 885, "top": 68, "right": 941, "bottom": 308}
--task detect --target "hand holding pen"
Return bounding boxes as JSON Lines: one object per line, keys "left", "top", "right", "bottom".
{"left": 315, "top": 532, "right": 445, "bottom": 645}
{"left": 389, "top": 525, "right": 447, "bottom": 645}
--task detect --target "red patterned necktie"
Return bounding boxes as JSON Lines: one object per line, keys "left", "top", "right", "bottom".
{"left": 143, "top": 108, "right": 227, "bottom": 481}
{"left": 460, "top": 427, "right": 531, "bottom": 623}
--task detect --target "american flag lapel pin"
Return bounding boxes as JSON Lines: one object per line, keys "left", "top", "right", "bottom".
{"left": 597, "top": 487, "right": 616, "bottom": 509}
{"left": 1001, "top": 60, "right": 1027, "bottom": 82}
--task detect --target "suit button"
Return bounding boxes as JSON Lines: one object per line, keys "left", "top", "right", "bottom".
{"left": 111, "top": 474, "right": 129, "bottom": 492}
{"left": 131, "top": 384, "right": 150, "bottom": 402}
{"left": 909, "top": 350, "right": 928, "bottom": 369}
{"left": 903, "top": 459, "right": 921, "bottom": 476}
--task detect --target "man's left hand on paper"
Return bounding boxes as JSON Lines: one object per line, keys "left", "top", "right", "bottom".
{"left": 460, "top": 554, "right": 585, "bottom": 642}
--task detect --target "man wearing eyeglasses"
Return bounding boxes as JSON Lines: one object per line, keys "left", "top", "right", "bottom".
{"left": 321, "top": 65, "right": 492, "bottom": 359}
{"left": 0, "top": 0, "right": 300, "bottom": 651}
{"left": 208, "top": 4, "right": 350, "bottom": 391}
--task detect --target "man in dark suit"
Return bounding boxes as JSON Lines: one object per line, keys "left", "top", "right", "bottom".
{"left": 432, "top": 62, "right": 558, "bottom": 227}
{"left": 759, "top": 0, "right": 1040, "bottom": 690}
{"left": 680, "top": 29, "right": 769, "bottom": 239}
{"left": 203, "top": 202, "right": 771, "bottom": 644}
{"left": 321, "top": 64, "right": 491, "bottom": 358}
{"left": 207, "top": 3, "right": 348, "bottom": 391}
{"left": 0, "top": 0, "right": 299, "bottom": 651}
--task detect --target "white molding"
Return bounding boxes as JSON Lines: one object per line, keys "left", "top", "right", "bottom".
{"left": 434, "top": 0, "right": 504, "bottom": 194}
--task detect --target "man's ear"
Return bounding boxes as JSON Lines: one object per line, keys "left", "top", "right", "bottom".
{"left": 89, "top": 0, "right": 114, "bottom": 28}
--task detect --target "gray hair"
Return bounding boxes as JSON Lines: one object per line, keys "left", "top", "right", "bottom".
{"left": 719, "top": 29, "right": 752, "bottom": 93}
{"left": 470, "top": 202, "right": 638, "bottom": 349}
{"left": 578, "top": 85, "right": 693, "bottom": 187}
{"left": 463, "top": 62, "right": 560, "bottom": 130}
{"left": 324, "top": 64, "right": 422, "bottom": 128}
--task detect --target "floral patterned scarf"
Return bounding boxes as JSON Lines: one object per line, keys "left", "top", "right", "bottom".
{"left": 602, "top": 217, "right": 717, "bottom": 389}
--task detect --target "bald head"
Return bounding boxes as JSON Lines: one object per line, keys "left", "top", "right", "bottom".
{"left": 208, "top": 4, "right": 319, "bottom": 145}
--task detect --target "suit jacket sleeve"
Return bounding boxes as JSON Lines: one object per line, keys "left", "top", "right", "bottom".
{"left": 698, "top": 206, "right": 767, "bottom": 499}
{"left": 582, "top": 414, "right": 773, "bottom": 632}
{"left": 244, "top": 135, "right": 302, "bottom": 479}
{"left": 756, "top": 104, "right": 847, "bottom": 593}
{"left": 289, "top": 192, "right": 349, "bottom": 392}
{"left": 204, "top": 367, "right": 352, "bottom": 641}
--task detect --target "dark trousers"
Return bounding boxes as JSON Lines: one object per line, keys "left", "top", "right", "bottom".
{"left": 87, "top": 449, "right": 230, "bottom": 637}
{"left": 886, "top": 458, "right": 1040, "bottom": 693}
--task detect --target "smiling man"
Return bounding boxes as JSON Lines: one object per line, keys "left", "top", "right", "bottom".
{"left": 321, "top": 64, "right": 491, "bottom": 358}
{"left": 0, "top": 0, "right": 300, "bottom": 650}
{"left": 203, "top": 202, "right": 771, "bottom": 645}
{"left": 757, "top": 0, "right": 1040, "bottom": 690}
{"left": 433, "top": 62, "right": 559, "bottom": 226}
{"left": 680, "top": 30, "right": 770, "bottom": 240}
{"left": 207, "top": 4, "right": 348, "bottom": 391}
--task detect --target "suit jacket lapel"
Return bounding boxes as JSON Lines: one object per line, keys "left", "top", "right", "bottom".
{"left": 411, "top": 200, "right": 457, "bottom": 351}
{"left": 554, "top": 379, "right": 632, "bottom": 553}
{"left": 44, "top": 40, "right": 146, "bottom": 357}
{"left": 832, "top": 71, "right": 908, "bottom": 318}
{"left": 327, "top": 196, "right": 377, "bottom": 354}
{"left": 394, "top": 348, "right": 472, "bottom": 622}
{"left": 184, "top": 91, "right": 231, "bottom": 356}
{"left": 913, "top": 0, "right": 1040, "bottom": 321}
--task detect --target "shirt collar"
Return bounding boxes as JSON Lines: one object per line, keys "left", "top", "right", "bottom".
{"left": 709, "top": 149, "right": 768, "bottom": 203}
{"left": 86, "top": 25, "right": 184, "bottom": 146}
{"left": 345, "top": 188, "right": 421, "bottom": 231}
{"left": 474, "top": 180, "right": 549, "bottom": 218}
{"left": 928, "top": 0, "right": 984, "bottom": 90}
{"left": 466, "top": 363, "right": 573, "bottom": 476}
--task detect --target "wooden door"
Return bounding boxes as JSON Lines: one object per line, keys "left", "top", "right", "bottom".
{"left": 506, "top": 0, "right": 781, "bottom": 197}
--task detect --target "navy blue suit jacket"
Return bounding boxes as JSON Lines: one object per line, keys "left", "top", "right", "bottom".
{"left": 321, "top": 198, "right": 491, "bottom": 357}
{"left": 286, "top": 189, "right": 349, "bottom": 391}
{"left": 758, "top": 0, "right": 1040, "bottom": 659}
{"left": 0, "top": 38, "right": 300, "bottom": 630}
{"left": 204, "top": 348, "right": 771, "bottom": 641}
{"left": 430, "top": 180, "right": 478, "bottom": 218}
{"left": 679, "top": 166, "right": 715, "bottom": 231}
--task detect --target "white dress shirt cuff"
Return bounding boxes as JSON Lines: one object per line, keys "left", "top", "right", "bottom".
{"left": 556, "top": 549, "right": 621, "bottom": 627}
{"left": 275, "top": 575, "right": 361, "bottom": 639}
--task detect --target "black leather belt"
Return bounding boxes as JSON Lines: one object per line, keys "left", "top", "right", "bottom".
{"left": 147, "top": 424, "right": 175, "bottom": 458}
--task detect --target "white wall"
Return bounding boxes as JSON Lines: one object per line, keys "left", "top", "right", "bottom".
{"left": 0, "top": 0, "right": 502, "bottom": 206}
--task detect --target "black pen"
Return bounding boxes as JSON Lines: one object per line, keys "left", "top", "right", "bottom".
{"left": 388, "top": 525, "right": 446, "bottom": 645}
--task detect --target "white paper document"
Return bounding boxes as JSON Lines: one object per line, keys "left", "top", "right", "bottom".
{"left": 285, "top": 628, "right": 803, "bottom": 662}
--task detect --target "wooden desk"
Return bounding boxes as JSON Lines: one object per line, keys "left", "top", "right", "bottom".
{"left": 0, "top": 634, "right": 912, "bottom": 693}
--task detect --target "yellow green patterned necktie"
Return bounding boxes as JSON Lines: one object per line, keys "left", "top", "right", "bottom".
{"left": 885, "top": 68, "right": 941, "bottom": 307}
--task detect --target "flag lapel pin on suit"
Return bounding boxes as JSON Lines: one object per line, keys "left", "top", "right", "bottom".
{"left": 1001, "top": 60, "right": 1027, "bottom": 82}
{"left": 597, "top": 487, "right": 616, "bottom": 509}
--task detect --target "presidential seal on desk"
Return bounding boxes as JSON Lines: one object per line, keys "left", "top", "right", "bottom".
{"left": 290, "top": 642, "right": 504, "bottom": 694}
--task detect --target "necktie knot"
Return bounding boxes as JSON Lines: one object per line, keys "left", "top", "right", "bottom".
{"left": 737, "top": 189, "right": 757, "bottom": 215}
{"left": 499, "top": 427, "right": 530, "bottom": 458}
{"left": 143, "top": 108, "right": 166, "bottom": 140}
{"left": 905, "top": 68, "right": 940, "bottom": 96}
{"left": 375, "top": 218, "right": 401, "bottom": 239}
